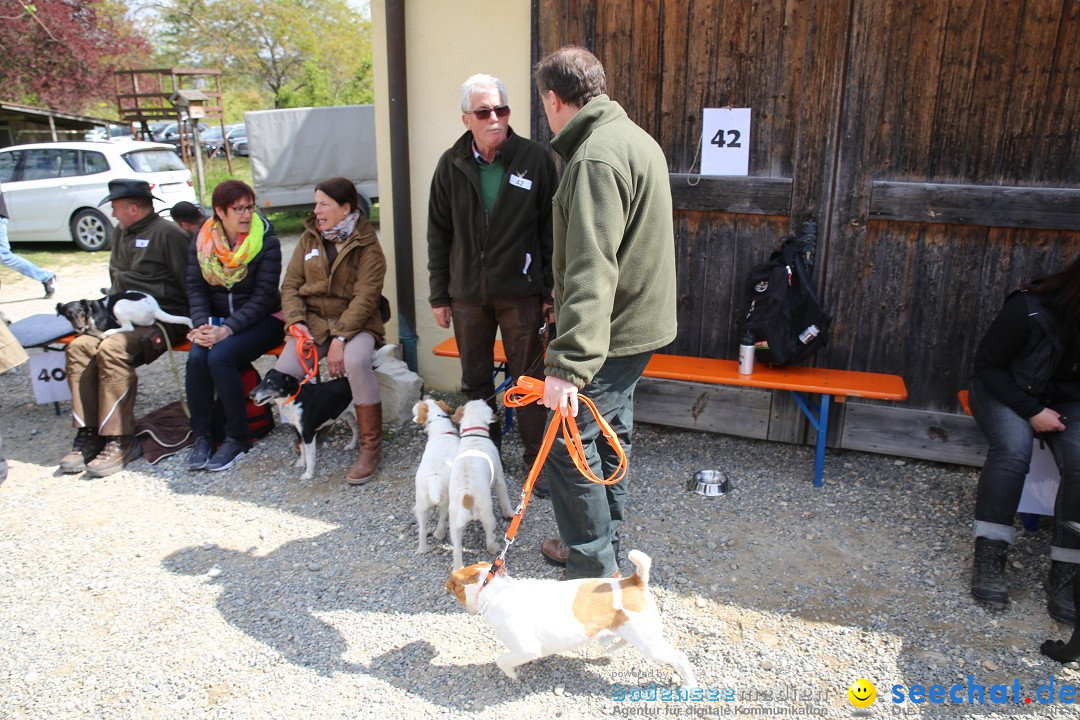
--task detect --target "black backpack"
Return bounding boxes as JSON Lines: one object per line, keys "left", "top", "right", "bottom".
{"left": 735, "top": 222, "right": 831, "bottom": 366}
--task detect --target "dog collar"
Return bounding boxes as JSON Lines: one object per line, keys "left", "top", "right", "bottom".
{"left": 460, "top": 426, "right": 490, "bottom": 437}
{"left": 443, "top": 430, "right": 459, "bottom": 436}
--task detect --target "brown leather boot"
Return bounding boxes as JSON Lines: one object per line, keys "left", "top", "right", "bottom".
{"left": 346, "top": 403, "right": 382, "bottom": 485}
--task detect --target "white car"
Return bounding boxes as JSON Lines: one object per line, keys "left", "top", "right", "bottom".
{"left": 0, "top": 140, "right": 197, "bottom": 251}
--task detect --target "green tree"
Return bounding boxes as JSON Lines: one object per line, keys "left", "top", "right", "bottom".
{"left": 152, "top": 0, "right": 372, "bottom": 108}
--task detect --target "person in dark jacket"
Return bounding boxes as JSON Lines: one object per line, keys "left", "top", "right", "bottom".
{"left": 427, "top": 73, "right": 557, "bottom": 493}
{"left": 185, "top": 180, "right": 284, "bottom": 472}
{"left": 61, "top": 179, "right": 190, "bottom": 477}
{"left": 969, "top": 256, "right": 1080, "bottom": 625}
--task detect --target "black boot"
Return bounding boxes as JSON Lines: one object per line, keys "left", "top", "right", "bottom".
{"left": 971, "top": 537, "right": 1009, "bottom": 607}
{"left": 1046, "top": 561, "right": 1078, "bottom": 625}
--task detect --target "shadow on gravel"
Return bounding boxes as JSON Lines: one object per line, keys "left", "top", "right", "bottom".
{"left": 366, "top": 640, "right": 616, "bottom": 708}
{"left": 162, "top": 539, "right": 617, "bottom": 705}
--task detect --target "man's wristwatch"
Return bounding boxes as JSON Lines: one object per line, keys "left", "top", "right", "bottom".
{"left": 335, "top": 335, "right": 347, "bottom": 343}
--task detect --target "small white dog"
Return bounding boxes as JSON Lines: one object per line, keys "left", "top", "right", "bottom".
{"left": 413, "top": 398, "right": 459, "bottom": 554}
{"left": 445, "top": 550, "right": 697, "bottom": 688}
{"left": 448, "top": 400, "right": 514, "bottom": 570}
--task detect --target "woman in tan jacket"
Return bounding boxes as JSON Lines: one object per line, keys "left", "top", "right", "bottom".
{"left": 274, "top": 177, "right": 387, "bottom": 484}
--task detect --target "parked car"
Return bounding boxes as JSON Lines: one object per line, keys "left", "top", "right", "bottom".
{"left": 83, "top": 124, "right": 136, "bottom": 143}
{"left": 157, "top": 120, "right": 193, "bottom": 148}
{"left": 0, "top": 140, "right": 197, "bottom": 251}
{"left": 229, "top": 129, "right": 248, "bottom": 157}
{"left": 200, "top": 123, "right": 246, "bottom": 157}
{"left": 143, "top": 120, "right": 173, "bottom": 142}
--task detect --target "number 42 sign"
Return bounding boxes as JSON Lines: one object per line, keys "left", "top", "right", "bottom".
{"left": 701, "top": 108, "right": 751, "bottom": 176}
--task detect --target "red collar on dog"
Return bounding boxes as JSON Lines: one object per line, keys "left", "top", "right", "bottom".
{"left": 460, "top": 426, "right": 490, "bottom": 437}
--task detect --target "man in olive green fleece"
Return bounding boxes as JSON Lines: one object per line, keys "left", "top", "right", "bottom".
{"left": 534, "top": 47, "right": 678, "bottom": 579}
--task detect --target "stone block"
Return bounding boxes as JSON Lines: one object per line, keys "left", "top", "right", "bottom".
{"left": 373, "top": 344, "right": 422, "bottom": 426}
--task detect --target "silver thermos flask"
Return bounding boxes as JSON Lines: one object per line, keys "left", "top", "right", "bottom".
{"left": 738, "top": 332, "right": 755, "bottom": 375}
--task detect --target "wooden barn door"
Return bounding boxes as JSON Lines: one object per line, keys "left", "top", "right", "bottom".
{"left": 822, "top": 0, "right": 1080, "bottom": 463}
{"left": 533, "top": 0, "right": 1080, "bottom": 463}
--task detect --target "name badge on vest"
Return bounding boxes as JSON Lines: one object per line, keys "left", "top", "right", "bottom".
{"left": 305, "top": 248, "right": 320, "bottom": 261}
{"left": 508, "top": 173, "right": 532, "bottom": 191}
{"left": 135, "top": 238, "right": 150, "bottom": 248}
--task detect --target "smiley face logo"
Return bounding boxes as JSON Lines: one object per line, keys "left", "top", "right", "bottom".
{"left": 848, "top": 678, "right": 876, "bottom": 709}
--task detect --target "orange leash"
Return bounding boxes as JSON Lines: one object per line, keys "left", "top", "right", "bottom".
{"left": 479, "top": 376, "right": 627, "bottom": 590}
{"left": 285, "top": 325, "right": 319, "bottom": 404}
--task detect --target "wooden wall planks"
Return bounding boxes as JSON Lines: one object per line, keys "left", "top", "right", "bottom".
{"left": 533, "top": 0, "right": 1080, "bottom": 464}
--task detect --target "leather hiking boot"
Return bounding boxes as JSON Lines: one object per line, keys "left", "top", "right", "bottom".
{"left": 1046, "top": 560, "right": 1078, "bottom": 625}
{"left": 541, "top": 538, "right": 569, "bottom": 566}
{"left": 347, "top": 403, "right": 382, "bottom": 485}
{"left": 59, "top": 427, "right": 106, "bottom": 474}
{"left": 971, "top": 537, "right": 1009, "bottom": 607}
{"left": 86, "top": 436, "right": 142, "bottom": 478}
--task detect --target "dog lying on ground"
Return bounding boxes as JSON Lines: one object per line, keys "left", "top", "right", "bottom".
{"left": 413, "top": 398, "right": 459, "bottom": 554}
{"left": 445, "top": 550, "right": 697, "bottom": 688}
{"left": 249, "top": 369, "right": 358, "bottom": 480}
{"left": 1041, "top": 520, "right": 1080, "bottom": 663}
{"left": 448, "top": 400, "right": 514, "bottom": 569}
{"left": 57, "top": 291, "right": 192, "bottom": 338}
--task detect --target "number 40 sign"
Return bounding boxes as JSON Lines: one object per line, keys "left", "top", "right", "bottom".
{"left": 700, "top": 108, "right": 751, "bottom": 176}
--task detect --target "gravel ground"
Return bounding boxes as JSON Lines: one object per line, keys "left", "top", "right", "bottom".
{"left": 2, "top": 256, "right": 1080, "bottom": 719}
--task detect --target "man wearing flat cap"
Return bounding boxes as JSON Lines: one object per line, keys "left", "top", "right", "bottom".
{"left": 60, "top": 179, "right": 191, "bottom": 477}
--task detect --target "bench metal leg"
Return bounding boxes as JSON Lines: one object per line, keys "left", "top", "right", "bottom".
{"left": 790, "top": 391, "right": 830, "bottom": 488}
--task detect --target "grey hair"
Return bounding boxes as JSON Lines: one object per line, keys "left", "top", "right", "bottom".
{"left": 459, "top": 74, "right": 508, "bottom": 113}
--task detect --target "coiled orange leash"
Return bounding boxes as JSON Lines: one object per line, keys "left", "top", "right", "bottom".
{"left": 479, "top": 375, "right": 627, "bottom": 590}
{"left": 285, "top": 325, "right": 319, "bottom": 404}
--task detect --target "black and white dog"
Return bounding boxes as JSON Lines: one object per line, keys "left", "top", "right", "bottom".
{"left": 57, "top": 291, "right": 192, "bottom": 339}
{"left": 249, "top": 369, "right": 358, "bottom": 480}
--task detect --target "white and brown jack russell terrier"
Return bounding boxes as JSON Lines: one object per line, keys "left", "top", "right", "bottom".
{"left": 413, "top": 397, "right": 459, "bottom": 554}
{"left": 445, "top": 550, "right": 697, "bottom": 688}
{"left": 448, "top": 399, "right": 514, "bottom": 570}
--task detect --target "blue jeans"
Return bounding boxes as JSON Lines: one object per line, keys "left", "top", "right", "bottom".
{"left": 0, "top": 216, "right": 53, "bottom": 283}
{"left": 546, "top": 351, "right": 653, "bottom": 579}
{"left": 187, "top": 316, "right": 284, "bottom": 440}
{"left": 970, "top": 378, "right": 1080, "bottom": 562}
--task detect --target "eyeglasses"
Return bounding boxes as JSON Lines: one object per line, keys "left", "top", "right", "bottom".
{"left": 468, "top": 105, "right": 509, "bottom": 120}
{"left": 229, "top": 205, "right": 256, "bottom": 215}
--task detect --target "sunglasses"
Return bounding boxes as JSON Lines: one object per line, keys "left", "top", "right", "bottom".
{"left": 468, "top": 105, "right": 510, "bottom": 120}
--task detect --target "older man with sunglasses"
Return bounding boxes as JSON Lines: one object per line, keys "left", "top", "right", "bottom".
{"left": 427, "top": 73, "right": 558, "bottom": 493}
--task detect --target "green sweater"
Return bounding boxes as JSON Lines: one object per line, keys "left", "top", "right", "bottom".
{"left": 545, "top": 95, "right": 678, "bottom": 387}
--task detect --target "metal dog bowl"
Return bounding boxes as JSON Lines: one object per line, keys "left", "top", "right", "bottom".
{"left": 688, "top": 469, "right": 732, "bottom": 497}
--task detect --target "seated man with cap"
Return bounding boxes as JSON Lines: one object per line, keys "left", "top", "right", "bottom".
{"left": 60, "top": 179, "right": 192, "bottom": 477}
{"left": 170, "top": 200, "right": 207, "bottom": 239}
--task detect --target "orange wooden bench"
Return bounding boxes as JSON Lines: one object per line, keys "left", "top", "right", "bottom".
{"left": 433, "top": 336, "right": 908, "bottom": 487}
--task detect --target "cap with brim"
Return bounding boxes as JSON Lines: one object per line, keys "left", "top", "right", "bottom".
{"left": 170, "top": 201, "right": 206, "bottom": 223}
{"left": 98, "top": 178, "right": 163, "bottom": 206}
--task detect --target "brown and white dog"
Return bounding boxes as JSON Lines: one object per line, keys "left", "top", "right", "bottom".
{"left": 448, "top": 400, "right": 514, "bottom": 569}
{"left": 413, "top": 398, "right": 459, "bottom": 554}
{"left": 445, "top": 550, "right": 697, "bottom": 688}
